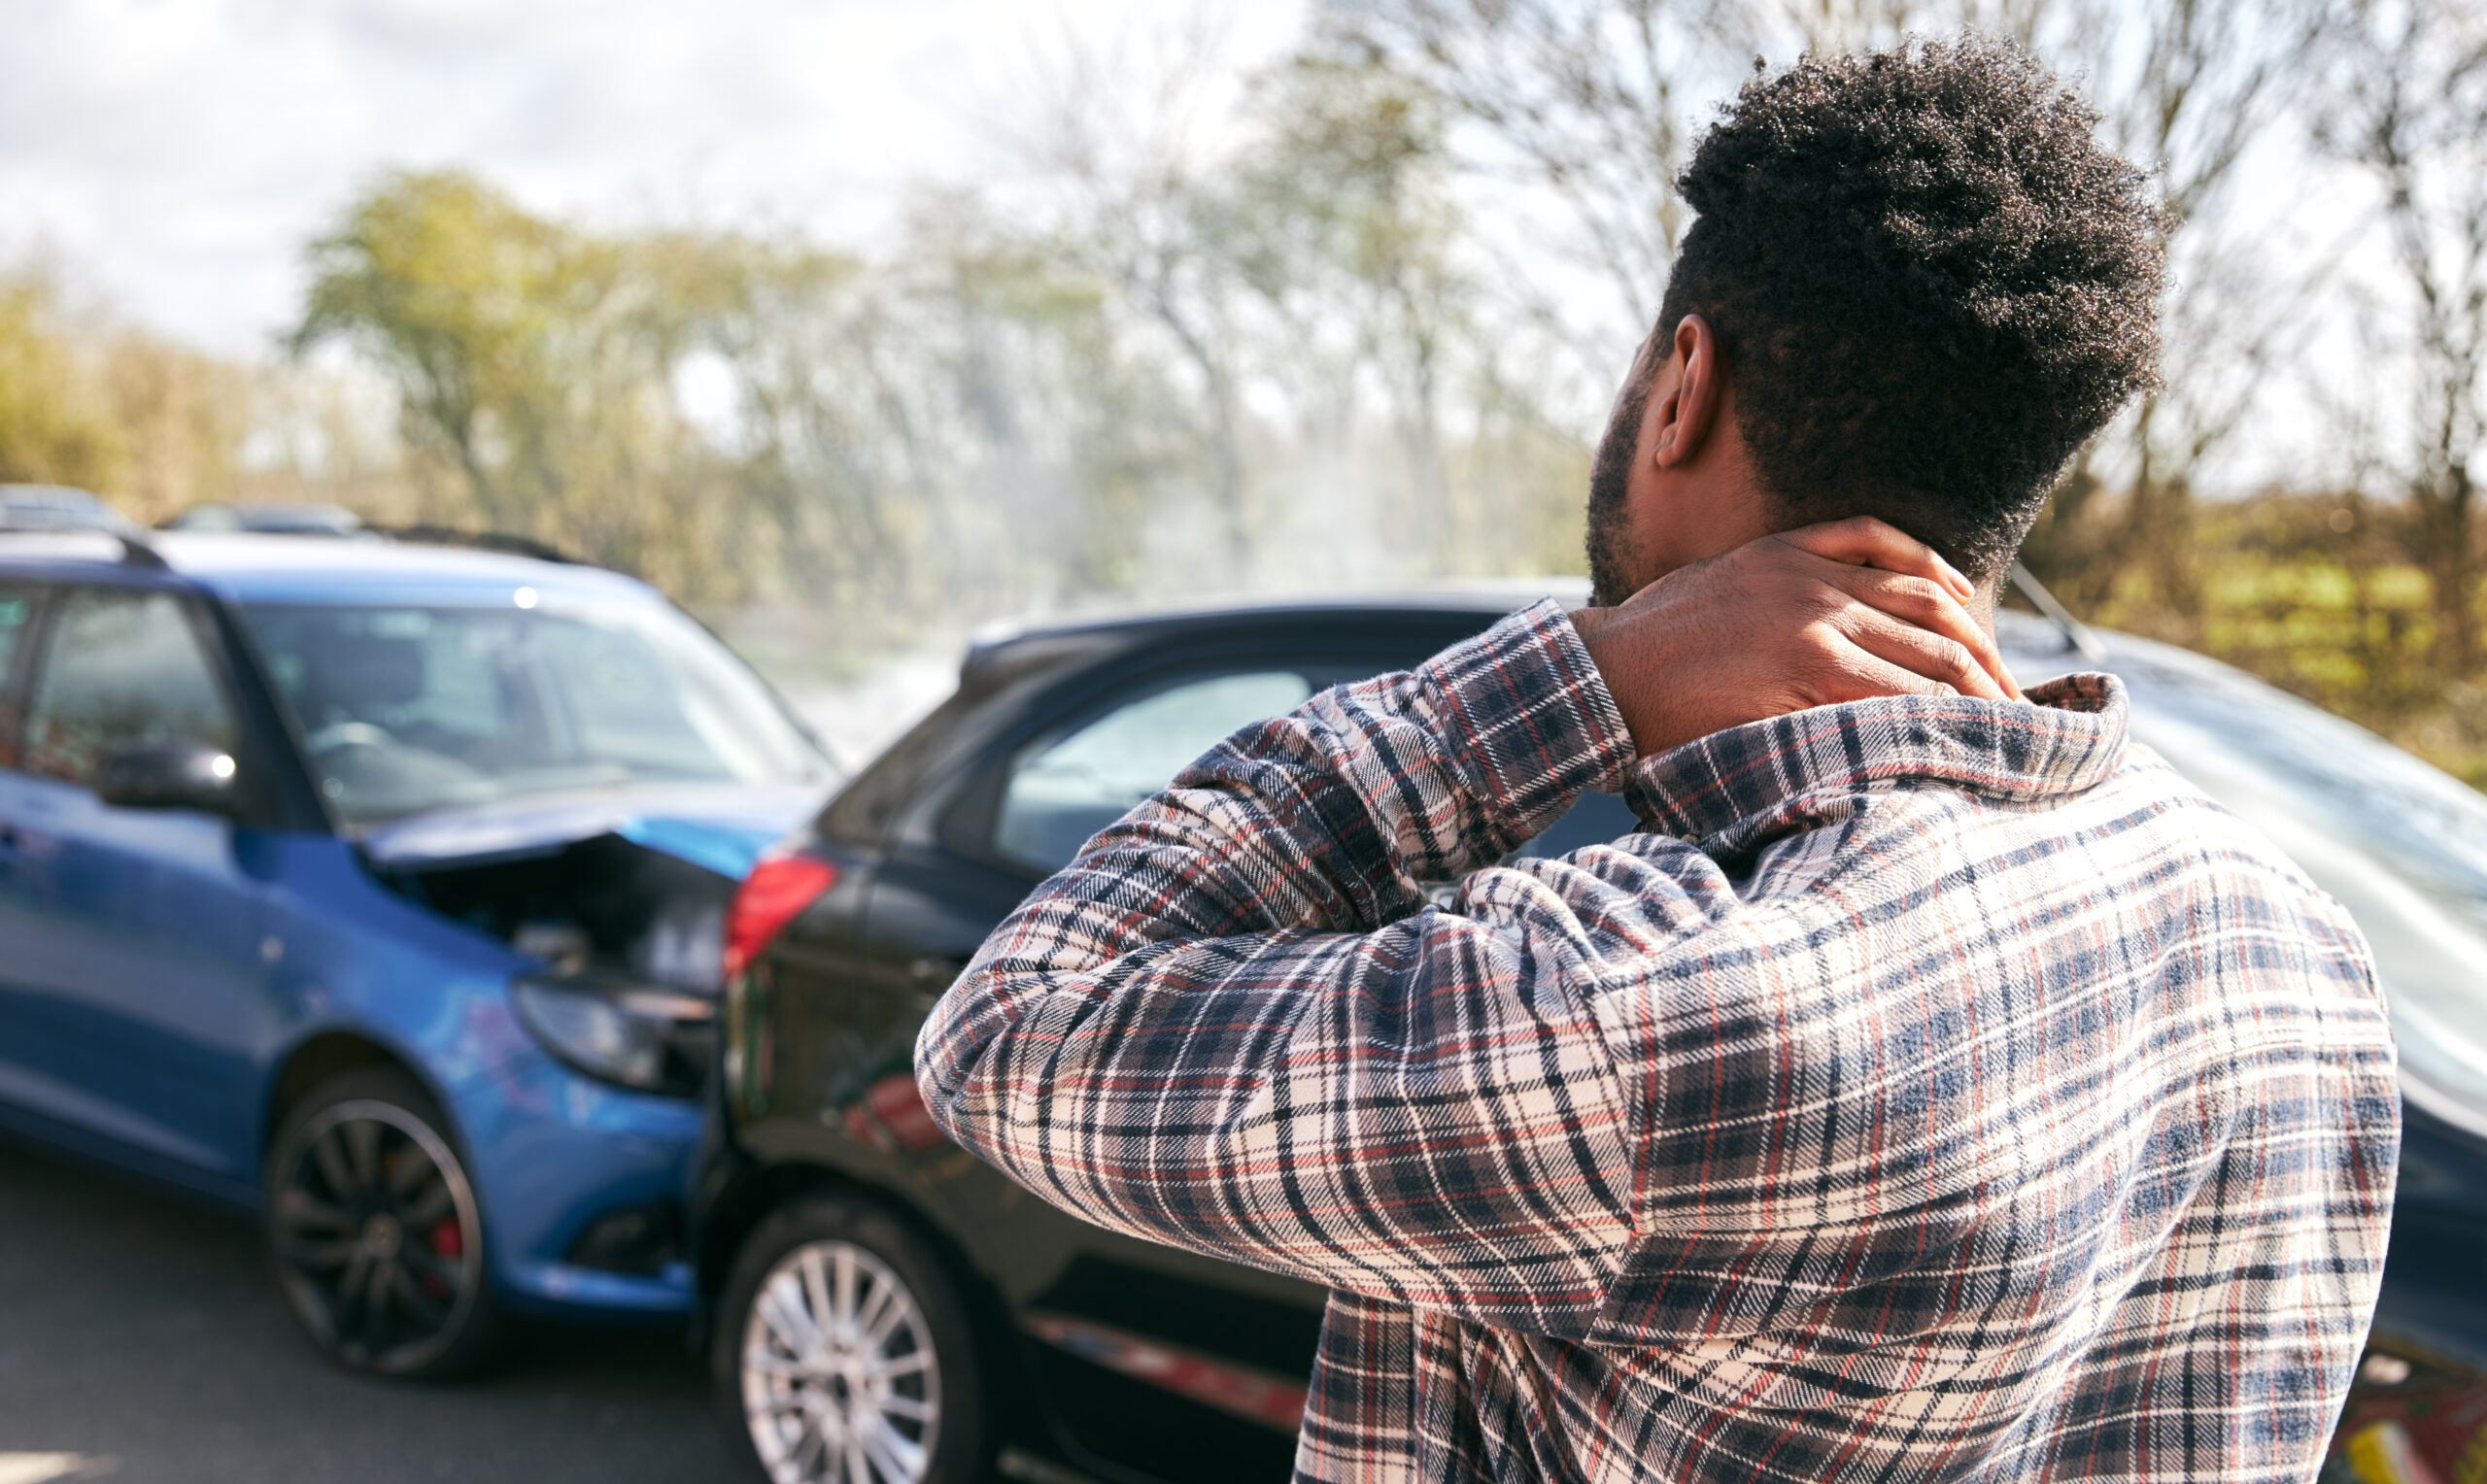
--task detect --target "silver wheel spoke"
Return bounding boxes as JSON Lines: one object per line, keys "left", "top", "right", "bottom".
{"left": 831, "top": 1246, "right": 857, "bottom": 1334}
{"left": 743, "top": 1349, "right": 816, "bottom": 1381}
{"left": 860, "top": 1416, "right": 921, "bottom": 1484}
{"left": 789, "top": 1425, "right": 829, "bottom": 1481}
{"left": 757, "top": 1276, "right": 821, "bottom": 1357}
{"left": 851, "top": 1274, "right": 893, "bottom": 1344}
{"left": 861, "top": 1292, "right": 908, "bottom": 1351}
{"left": 867, "top": 1350, "right": 927, "bottom": 1382}
{"left": 805, "top": 1246, "right": 840, "bottom": 1339}
{"left": 874, "top": 1393, "right": 933, "bottom": 1422}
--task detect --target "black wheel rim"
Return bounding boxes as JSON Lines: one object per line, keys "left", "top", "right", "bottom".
{"left": 270, "top": 1098, "right": 483, "bottom": 1373}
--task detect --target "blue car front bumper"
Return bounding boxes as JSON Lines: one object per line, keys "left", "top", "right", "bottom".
{"left": 446, "top": 1027, "right": 705, "bottom": 1319}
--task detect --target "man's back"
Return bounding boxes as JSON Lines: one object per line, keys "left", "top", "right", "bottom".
{"left": 1380, "top": 673, "right": 2399, "bottom": 1481}
{"left": 919, "top": 600, "right": 2398, "bottom": 1483}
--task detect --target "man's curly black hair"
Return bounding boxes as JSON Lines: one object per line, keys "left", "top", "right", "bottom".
{"left": 1621, "top": 36, "right": 2166, "bottom": 583}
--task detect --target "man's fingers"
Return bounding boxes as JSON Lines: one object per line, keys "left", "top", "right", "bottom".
{"left": 1777, "top": 517, "right": 1975, "bottom": 598}
{"left": 1816, "top": 634, "right": 1961, "bottom": 703}
{"left": 1817, "top": 565, "right": 2023, "bottom": 699}
{"left": 1837, "top": 610, "right": 2013, "bottom": 701}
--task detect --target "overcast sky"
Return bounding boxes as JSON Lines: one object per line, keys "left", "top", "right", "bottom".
{"left": 0, "top": 0, "right": 1307, "bottom": 353}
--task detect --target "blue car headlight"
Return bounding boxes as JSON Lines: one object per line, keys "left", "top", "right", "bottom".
{"left": 514, "top": 977, "right": 716, "bottom": 1098}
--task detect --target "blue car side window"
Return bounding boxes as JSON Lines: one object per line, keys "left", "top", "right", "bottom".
{"left": 23, "top": 589, "right": 236, "bottom": 788}
{"left": 0, "top": 586, "right": 36, "bottom": 768}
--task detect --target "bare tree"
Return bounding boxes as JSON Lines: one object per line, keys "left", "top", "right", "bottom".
{"left": 993, "top": 19, "right": 1264, "bottom": 565}
{"left": 2067, "top": 0, "right": 2328, "bottom": 630}
{"left": 2316, "top": 0, "right": 2487, "bottom": 675}
{"left": 1323, "top": 0, "right": 1752, "bottom": 366}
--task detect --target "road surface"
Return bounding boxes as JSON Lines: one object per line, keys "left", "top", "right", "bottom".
{"left": 0, "top": 1134, "right": 734, "bottom": 1483}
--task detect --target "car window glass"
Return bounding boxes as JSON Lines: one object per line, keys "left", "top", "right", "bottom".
{"left": 995, "top": 670, "right": 1314, "bottom": 873}
{"left": 0, "top": 585, "right": 37, "bottom": 767}
{"left": 240, "top": 601, "right": 832, "bottom": 824}
{"left": 24, "top": 589, "right": 235, "bottom": 787}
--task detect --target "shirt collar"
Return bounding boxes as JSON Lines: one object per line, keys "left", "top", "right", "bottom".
{"left": 1619, "top": 673, "right": 2129, "bottom": 859}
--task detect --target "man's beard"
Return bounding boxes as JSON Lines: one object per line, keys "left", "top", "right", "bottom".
{"left": 1584, "top": 385, "right": 1645, "bottom": 608}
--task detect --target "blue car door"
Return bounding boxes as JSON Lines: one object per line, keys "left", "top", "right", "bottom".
{"left": 0, "top": 582, "right": 273, "bottom": 1194}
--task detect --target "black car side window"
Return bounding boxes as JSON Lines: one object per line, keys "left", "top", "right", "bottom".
{"left": 991, "top": 669, "right": 1315, "bottom": 874}
{"left": 23, "top": 588, "right": 237, "bottom": 789}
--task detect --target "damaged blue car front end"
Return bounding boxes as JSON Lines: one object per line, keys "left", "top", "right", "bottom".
{"left": 338, "top": 786, "right": 822, "bottom": 1316}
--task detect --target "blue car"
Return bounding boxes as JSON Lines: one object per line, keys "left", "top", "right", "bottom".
{"left": 0, "top": 528, "right": 839, "bottom": 1376}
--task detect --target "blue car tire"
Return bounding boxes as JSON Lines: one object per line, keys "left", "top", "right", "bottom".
{"left": 262, "top": 1068, "right": 500, "bottom": 1378}
{"left": 716, "top": 1194, "right": 989, "bottom": 1484}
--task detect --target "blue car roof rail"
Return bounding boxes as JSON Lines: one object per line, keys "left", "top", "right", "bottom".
{"left": 0, "top": 528, "right": 172, "bottom": 573}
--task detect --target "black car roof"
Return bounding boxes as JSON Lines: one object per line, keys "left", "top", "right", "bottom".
{"left": 959, "top": 581, "right": 1590, "bottom": 686}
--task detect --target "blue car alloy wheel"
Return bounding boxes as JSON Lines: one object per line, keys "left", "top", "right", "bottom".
{"left": 263, "top": 1068, "right": 497, "bottom": 1378}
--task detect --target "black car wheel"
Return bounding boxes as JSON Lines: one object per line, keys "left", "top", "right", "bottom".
{"left": 263, "top": 1067, "right": 497, "bottom": 1378}
{"left": 717, "top": 1194, "right": 989, "bottom": 1484}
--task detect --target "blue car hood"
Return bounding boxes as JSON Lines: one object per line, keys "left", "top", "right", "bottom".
{"left": 355, "top": 783, "right": 824, "bottom": 881}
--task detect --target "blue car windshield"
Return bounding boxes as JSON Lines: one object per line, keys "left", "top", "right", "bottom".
{"left": 240, "top": 600, "right": 835, "bottom": 825}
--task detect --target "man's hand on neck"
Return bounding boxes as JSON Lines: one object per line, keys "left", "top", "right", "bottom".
{"left": 1571, "top": 517, "right": 2022, "bottom": 759}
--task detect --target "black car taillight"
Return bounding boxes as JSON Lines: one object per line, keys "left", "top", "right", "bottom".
{"left": 723, "top": 850, "right": 838, "bottom": 980}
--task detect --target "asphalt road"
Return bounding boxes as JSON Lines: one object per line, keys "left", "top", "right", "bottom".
{"left": 0, "top": 1135, "right": 736, "bottom": 1484}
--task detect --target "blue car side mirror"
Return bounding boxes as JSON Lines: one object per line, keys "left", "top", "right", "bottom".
{"left": 93, "top": 738, "right": 243, "bottom": 816}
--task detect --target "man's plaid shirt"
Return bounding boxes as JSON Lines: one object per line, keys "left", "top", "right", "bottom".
{"left": 915, "top": 599, "right": 2400, "bottom": 1483}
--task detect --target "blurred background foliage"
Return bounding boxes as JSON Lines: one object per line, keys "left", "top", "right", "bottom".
{"left": 1, "top": 0, "right": 2483, "bottom": 787}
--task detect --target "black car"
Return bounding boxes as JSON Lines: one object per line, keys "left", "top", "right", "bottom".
{"left": 695, "top": 586, "right": 2487, "bottom": 1484}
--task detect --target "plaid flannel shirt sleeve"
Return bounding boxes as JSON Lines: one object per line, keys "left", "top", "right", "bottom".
{"left": 913, "top": 599, "right": 1649, "bottom": 1335}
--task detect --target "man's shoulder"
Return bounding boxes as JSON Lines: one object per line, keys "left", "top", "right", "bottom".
{"left": 2091, "top": 739, "right": 2342, "bottom": 895}
{"left": 1770, "top": 737, "right": 2360, "bottom": 942}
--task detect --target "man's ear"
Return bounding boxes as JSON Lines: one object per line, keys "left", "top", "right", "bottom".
{"left": 1652, "top": 314, "right": 1722, "bottom": 471}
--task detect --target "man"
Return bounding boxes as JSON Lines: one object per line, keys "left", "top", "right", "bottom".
{"left": 917, "top": 37, "right": 2398, "bottom": 1484}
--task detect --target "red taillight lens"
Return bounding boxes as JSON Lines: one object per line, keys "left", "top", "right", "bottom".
{"left": 723, "top": 853, "right": 838, "bottom": 980}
